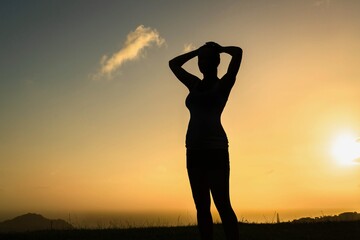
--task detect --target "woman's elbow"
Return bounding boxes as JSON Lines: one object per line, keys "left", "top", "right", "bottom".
{"left": 236, "top": 47, "right": 243, "bottom": 56}
{"left": 169, "top": 59, "right": 180, "bottom": 72}
{"left": 168, "top": 59, "right": 175, "bottom": 69}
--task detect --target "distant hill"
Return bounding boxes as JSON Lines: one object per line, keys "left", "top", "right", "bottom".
{"left": 0, "top": 213, "right": 73, "bottom": 232}
{"left": 292, "top": 212, "right": 360, "bottom": 223}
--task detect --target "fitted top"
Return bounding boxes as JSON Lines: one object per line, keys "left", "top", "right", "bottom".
{"left": 185, "top": 79, "right": 231, "bottom": 149}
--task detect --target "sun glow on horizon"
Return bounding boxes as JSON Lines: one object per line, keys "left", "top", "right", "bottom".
{"left": 331, "top": 132, "right": 360, "bottom": 166}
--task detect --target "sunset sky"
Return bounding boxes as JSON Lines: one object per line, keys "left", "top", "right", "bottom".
{"left": 1, "top": 0, "right": 360, "bottom": 223}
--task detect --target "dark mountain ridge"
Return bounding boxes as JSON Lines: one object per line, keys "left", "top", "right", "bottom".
{"left": 0, "top": 213, "right": 73, "bottom": 232}
{"left": 1, "top": 211, "right": 359, "bottom": 232}
{"left": 292, "top": 211, "right": 360, "bottom": 223}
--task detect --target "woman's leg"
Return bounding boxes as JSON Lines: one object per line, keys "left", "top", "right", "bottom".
{"left": 209, "top": 167, "right": 240, "bottom": 240}
{"left": 188, "top": 168, "right": 213, "bottom": 240}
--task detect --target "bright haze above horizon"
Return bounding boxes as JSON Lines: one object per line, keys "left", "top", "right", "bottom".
{"left": 1, "top": 0, "right": 360, "bottom": 220}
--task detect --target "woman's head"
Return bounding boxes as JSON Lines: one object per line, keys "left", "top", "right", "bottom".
{"left": 198, "top": 44, "right": 220, "bottom": 75}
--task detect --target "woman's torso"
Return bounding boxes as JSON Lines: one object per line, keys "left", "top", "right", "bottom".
{"left": 185, "top": 79, "right": 230, "bottom": 149}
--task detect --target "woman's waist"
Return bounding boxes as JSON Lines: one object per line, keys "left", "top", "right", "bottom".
{"left": 188, "top": 117, "right": 222, "bottom": 126}
{"left": 185, "top": 137, "right": 229, "bottom": 150}
{"left": 186, "top": 127, "right": 228, "bottom": 143}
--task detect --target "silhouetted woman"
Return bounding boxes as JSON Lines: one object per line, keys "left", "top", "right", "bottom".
{"left": 169, "top": 42, "right": 243, "bottom": 240}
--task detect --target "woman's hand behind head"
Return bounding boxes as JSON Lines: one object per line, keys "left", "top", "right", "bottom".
{"left": 205, "top": 42, "right": 221, "bottom": 52}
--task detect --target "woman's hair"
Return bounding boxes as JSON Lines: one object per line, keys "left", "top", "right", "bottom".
{"left": 198, "top": 45, "right": 220, "bottom": 74}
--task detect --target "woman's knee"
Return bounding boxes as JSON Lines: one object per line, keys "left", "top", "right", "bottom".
{"left": 195, "top": 199, "right": 211, "bottom": 212}
{"left": 214, "top": 200, "right": 234, "bottom": 214}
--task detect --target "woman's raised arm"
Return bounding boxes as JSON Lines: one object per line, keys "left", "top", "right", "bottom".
{"left": 169, "top": 49, "right": 200, "bottom": 90}
{"left": 219, "top": 46, "right": 243, "bottom": 92}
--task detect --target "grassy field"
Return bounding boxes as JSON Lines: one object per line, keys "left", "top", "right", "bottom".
{"left": 1, "top": 221, "right": 360, "bottom": 240}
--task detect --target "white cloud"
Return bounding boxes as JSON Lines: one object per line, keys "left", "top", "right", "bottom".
{"left": 183, "top": 43, "right": 196, "bottom": 53}
{"left": 313, "top": 0, "right": 331, "bottom": 7}
{"left": 94, "top": 25, "right": 165, "bottom": 79}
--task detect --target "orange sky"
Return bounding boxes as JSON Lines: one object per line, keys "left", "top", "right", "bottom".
{"left": 1, "top": 0, "right": 360, "bottom": 222}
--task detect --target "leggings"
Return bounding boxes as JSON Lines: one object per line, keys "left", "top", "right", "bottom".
{"left": 187, "top": 148, "right": 239, "bottom": 240}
